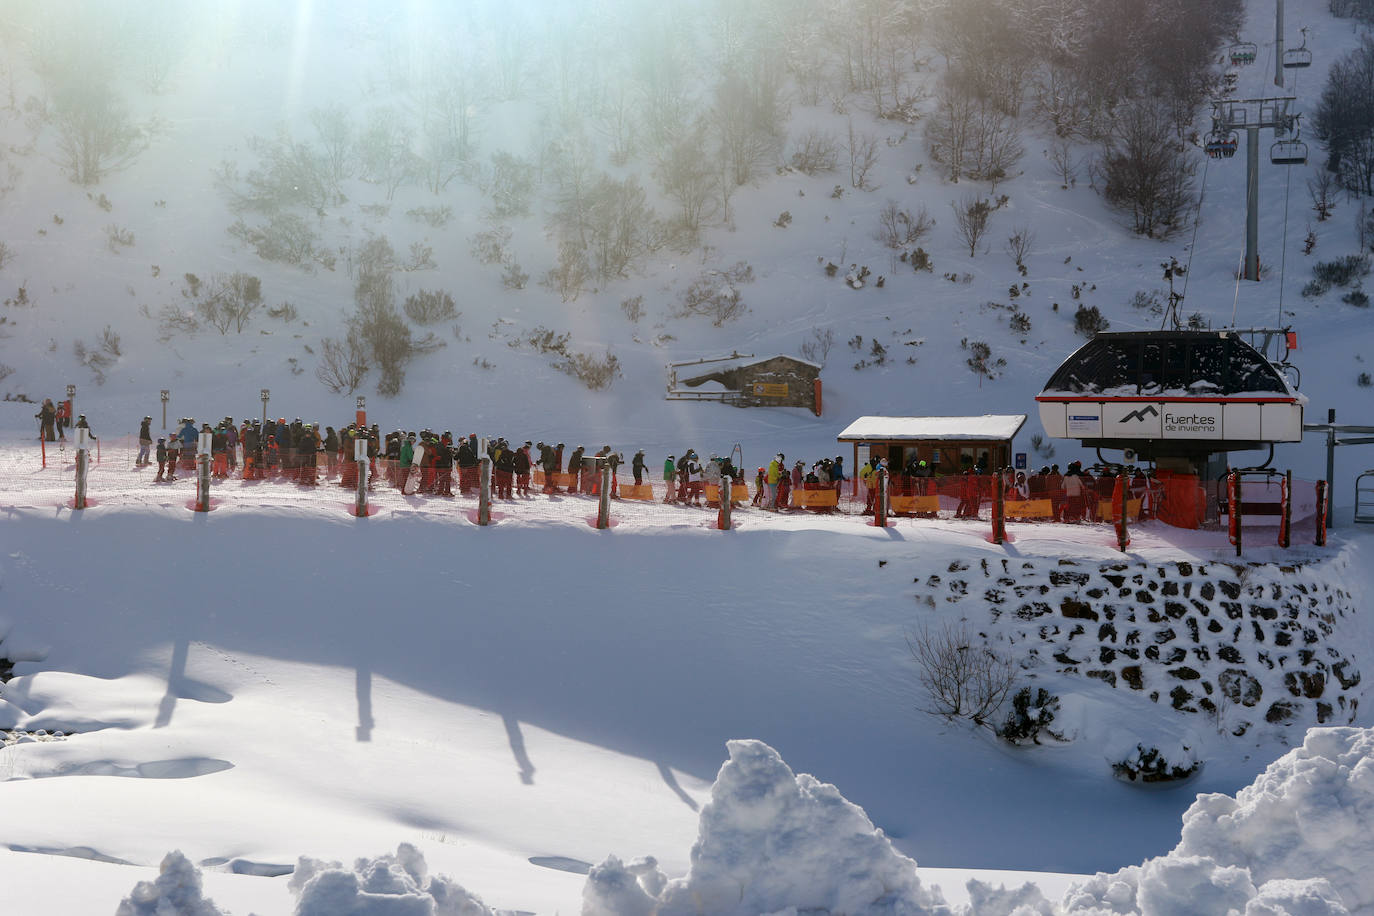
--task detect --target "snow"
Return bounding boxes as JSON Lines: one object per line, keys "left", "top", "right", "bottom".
{"left": 1, "top": 0, "right": 1373, "bottom": 912}
{"left": 837, "top": 416, "right": 1029, "bottom": 442}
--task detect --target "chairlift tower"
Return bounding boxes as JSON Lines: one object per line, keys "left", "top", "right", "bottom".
{"left": 1208, "top": 97, "right": 1304, "bottom": 281}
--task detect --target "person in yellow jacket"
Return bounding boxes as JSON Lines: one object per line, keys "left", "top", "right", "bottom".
{"left": 859, "top": 457, "right": 879, "bottom": 514}
{"left": 766, "top": 453, "right": 785, "bottom": 509}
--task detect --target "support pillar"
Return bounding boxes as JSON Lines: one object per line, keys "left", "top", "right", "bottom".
{"left": 1245, "top": 126, "right": 1261, "bottom": 281}
{"left": 354, "top": 438, "right": 368, "bottom": 518}
{"left": 74, "top": 443, "right": 88, "bottom": 510}
{"left": 718, "top": 475, "right": 733, "bottom": 531}
{"left": 874, "top": 469, "right": 889, "bottom": 527}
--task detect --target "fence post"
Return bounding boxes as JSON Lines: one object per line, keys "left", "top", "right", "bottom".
{"left": 991, "top": 473, "right": 1006, "bottom": 544}
{"left": 718, "top": 475, "right": 733, "bottom": 530}
{"left": 1227, "top": 470, "right": 1242, "bottom": 557}
{"left": 1315, "top": 480, "right": 1327, "bottom": 546}
{"left": 478, "top": 455, "right": 492, "bottom": 526}
{"left": 74, "top": 431, "right": 89, "bottom": 509}
{"left": 40, "top": 435, "right": 46, "bottom": 468}
{"left": 1278, "top": 470, "right": 1291, "bottom": 548}
{"left": 1114, "top": 472, "right": 1130, "bottom": 552}
{"left": 874, "top": 469, "right": 889, "bottom": 527}
{"left": 597, "top": 459, "right": 611, "bottom": 529}
{"left": 354, "top": 437, "right": 368, "bottom": 518}
{"left": 196, "top": 454, "right": 211, "bottom": 512}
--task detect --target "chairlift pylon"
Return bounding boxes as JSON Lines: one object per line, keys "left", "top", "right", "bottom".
{"left": 1228, "top": 42, "right": 1258, "bottom": 66}
{"left": 1205, "top": 130, "right": 1239, "bottom": 160}
{"left": 1283, "top": 29, "right": 1312, "bottom": 69}
{"left": 1270, "top": 138, "right": 1308, "bottom": 166}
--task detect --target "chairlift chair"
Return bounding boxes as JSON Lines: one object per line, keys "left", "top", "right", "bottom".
{"left": 1355, "top": 470, "right": 1374, "bottom": 524}
{"left": 1205, "top": 131, "right": 1239, "bottom": 160}
{"left": 1283, "top": 29, "right": 1312, "bottom": 69}
{"left": 1228, "top": 42, "right": 1258, "bottom": 66}
{"left": 1270, "top": 138, "right": 1308, "bottom": 166}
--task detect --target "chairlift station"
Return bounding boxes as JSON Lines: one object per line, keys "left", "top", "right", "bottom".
{"left": 1036, "top": 330, "right": 1304, "bottom": 474}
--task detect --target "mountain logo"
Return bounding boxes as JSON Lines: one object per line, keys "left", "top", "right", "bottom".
{"left": 1120, "top": 405, "right": 1160, "bottom": 424}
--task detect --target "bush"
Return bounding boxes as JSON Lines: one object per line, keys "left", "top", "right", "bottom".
{"left": 964, "top": 339, "right": 1006, "bottom": 379}
{"left": 999, "top": 687, "right": 1067, "bottom": 746}
{"left": 402, "top": 289, "right": 457, "bottom": 325}
{"left": 406, "top": 205, "right": 451, "bottom": 228}
{"left": 350, "top": 271, "right": 413, "bottom": 397}
{"left": 907, "top": 621, "right": 1015, "bottom": 727}
{"left": 789, "top": 129, "right": 839, "bottom": 175}
{"left": 1342, "top": 287, "right": 1370, "bottom": 307}
{"left": 555, "top": 348, "right": 621, "bottom": 390}
{"left": 1074, "top": 304, "right": 1109, "bottom": 337}
{"left": 676, "top": 262, "right": 753, "bottom": 326}
{"left": 621, "top": 295, "right": 645, "bottom": 323}
{"left": 501, "top": 262, "right": 528, "bottom": 290}
{"left": 228, "top": 213, "right": 318, "bottom": 267}
{"left": 1305, "top": 254, "right": 1371, "bottom": 297}
{"left": 1111, "top": 744, "right": 1200, "bottom": 783}
{"left": 316, "top": 333, "right": 369, "bottom": 394}
{"left": 1359, "top": 372, "right": 1372, "bottom": 388}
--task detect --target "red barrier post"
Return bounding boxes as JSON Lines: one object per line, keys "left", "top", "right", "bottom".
{"left": 1315, "top": 480, "right": 1327, "bottom": 546}
{"left": 1278, "top": 470, "right": 1291, "bottom": 549}
{"left": 1227, "top": 470, "right": 1242, "bottom": 557}
{"left": 991, "top": 473, "right": 1005, "bottom": 544}
{"left": 1114, "top": 473, "right": 1130, "bottom": 551}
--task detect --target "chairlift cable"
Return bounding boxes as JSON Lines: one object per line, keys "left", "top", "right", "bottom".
{"left": 1180, "top": 152, "right": 1210, "bottom": 309}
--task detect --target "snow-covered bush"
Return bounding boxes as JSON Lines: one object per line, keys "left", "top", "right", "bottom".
{"left": 999, "top": 686, "right": 1066, "bottom": 746}
{"left": 402, "top": 289, "right": 457, "bottom": 325}
{"left": 1110, "top": 743, "right": 1200, "bottom": 783}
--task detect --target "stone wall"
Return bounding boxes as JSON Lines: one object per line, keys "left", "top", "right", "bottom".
{"left": 913, "top": 553, "right": 1364, "bottom": 736}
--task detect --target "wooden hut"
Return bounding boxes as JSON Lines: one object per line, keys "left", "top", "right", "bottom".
{"left": 836, "top": 415, "right": 1027, "bottom": 478}
{"left": 669, "top": 354, "right": 822, "bottom": 414}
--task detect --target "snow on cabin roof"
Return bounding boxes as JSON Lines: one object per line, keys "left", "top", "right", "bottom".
{"left": 676, "top": 354, "right": 821, "bottom": 377}
{"left": 837, "top": 415, "right": 1027, "bottom": 442}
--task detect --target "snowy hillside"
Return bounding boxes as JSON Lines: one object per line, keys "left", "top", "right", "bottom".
{"left": 3, "top": 0, "right": 1374, "bottom": 914}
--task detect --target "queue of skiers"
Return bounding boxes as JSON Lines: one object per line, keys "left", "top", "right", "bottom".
{"left": 119, "top": 408, "right": 1161, "bottom": 522}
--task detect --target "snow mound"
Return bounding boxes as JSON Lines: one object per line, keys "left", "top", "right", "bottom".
{"left": 584, "top": 738, "right": 951, "bottom": 915}
{"left": 115, "top": 850, "right": 228, "bottom": 916}
{"left": 1064, "top": 727, "right": 1374, "bottom": 914}
{"left": 288, "top": 844, "right": 494, "bottom": 916}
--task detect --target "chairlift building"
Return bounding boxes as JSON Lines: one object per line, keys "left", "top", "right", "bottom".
{"left": 1036, "top": 330, "right": 1305, "bottom": 474}
{"left": 836, "top": 415, "right": 1027, "bottom": 476}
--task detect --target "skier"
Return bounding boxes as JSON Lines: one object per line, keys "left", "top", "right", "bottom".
{"left": 155, "top": 438, "right": 169, "bottom": 481}
{"left": 137, "top": 416, "right": 153, "bottom": 466}
{"left": 662, "top": 454, "right": 677, "bottom": 503}
{"left": 631, "top": 449, "right": 646, "bottom": 486}
{"left": 36, "top": 399, "right": 58, "bottom": 442}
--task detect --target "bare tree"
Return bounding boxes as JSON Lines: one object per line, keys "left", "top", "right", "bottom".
{"left": 656, "top": 120, "right": 718, "bottom": 235}
{"left": 51, "top": 80, "right": 150, "bottom": 185}
{"left": 908, "top": 621, "right": 1015, "bottom": 727}
{"left": 309, "top": 104, "right": 354, "bottom": 194}
{"left": 316, "top": 332, "right": 370, "bottom": 394}
{"left": 542, "top": 240, "right": 591, "bottom": 302}
{"left": 1097, "top": 97, "right": 1197, "bottom": 237}
{"left": 845, "top": 117, "right": 881, "bottom": 190}
{"left": 595, "top": 81, "right": 637, "bottom": 167}
{"left": 1005, "top": 224, "right": 1035, "bottom": 272}
{"left": 925, "top": 80, "right": 977, "bottom": 181}
{"left": 1047, "top": 137, "right": 1079, "bottom": 188}
{"left": 191, "top": 271, "right": 264, "bottom": 334}
{"left": 712, "top": 62, "right": 787, "bottom": 187}
{"left": 1308, "top": 169, "right": 1336, "bottom": 222}
{"left": 584, "top": 174, "right": 660, "bottom": 282}
{"left": 357, "top": 106, "right": 418, "bottom": 201}
{"left": 951, "top": 194, "right": 993, "bottom": 257}
{"left": 875, "top": 200, "right": 934, "bottom": 249}
{"left": 799, "top": 327, "right": 835, "bottom": 366}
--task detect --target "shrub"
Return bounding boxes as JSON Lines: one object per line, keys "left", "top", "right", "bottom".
{"left": 470, "top": 227, "right": 511, "bottom": 265}
{"left": 676, "top": 262, "right": 753, "bottom": 326}
{"left": 909, "top": 247, "right": 932, "bottom": 272}
{"left": 406, "top": 205, "right": 451, "bottom": 227}
{"left": 1111, "top": 744, "right": 1200, "bottom": 783}
{"left": 774, "top": 210, "right": 792, "bottom": 228}
{"left": 192, "top": 272, "right": 264, "bottom": 334}
{"left": 402, "top": 289, "right": 457, "bottom": 325}
{"left": 228, "top": 213, "right": 318, "bottom": 267}
{"left": 1359, "top": 372, "right": 1372, "bottom": 388}
{"left": 1304, "top": 254, "right": 1371, "bottom": 297}
{"left": 621, "top": 295, "right": 645, "bottom": 323}
{"left": 267, "top": 302, "right": 298, "bottom": 322}
{"left": 999, "top": 687, "right": 1067, "bottom": 746}
{"left": 1342, "top": 287, "right": 1369, "bottom": 307}
{"left": 799, "top": 328, "right": 835, "bottom": 366}
{"left": 789, "top": 129, "right": 839, "bottom": 175}
{"left": 1074, "top": 304, "right": 1109, "bottom": 337}
{"left": 1009, "top": 310, "right": 1031, "bottom": 334}
{"left": 99, "top": 325, "right": 122, "bottom": 357}
{"left": 501, "top": 262, "right": 528, "bottom": 290}
{"left": 964, "top": 339, "right": 1006, "bottom": 379}
{"left": 555, "top": 348, "right": 621, "bottom": 390}
{"left": 1129, "top": 289, "right": 1163, "bottom": 312}
{"left": 908, "top": 622, "right": 1015, "bottom": 727}
{"left": 316, "top": 334, "right": 370, "bottom": 394}
{"left": 350, "top": 271, "right": 413, "bottom": 396}
{"left": 104, "top": 224, "right": 135, "bottom": 252}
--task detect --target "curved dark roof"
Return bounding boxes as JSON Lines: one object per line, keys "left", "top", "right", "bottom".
{"left": 1040, "top": 331, "right": 1292, "bottom": 397}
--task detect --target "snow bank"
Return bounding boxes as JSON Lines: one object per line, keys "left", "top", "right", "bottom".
{"left": 583, "top": 739, "right": 951, "bottom": 915}
{"left": 288, "top": 844, "right": 494, "bottom": 916}
{"left": 1064, "top": 727, "right": 1374, "bottom": 914}
{"left": 115, "top": 851, "right": 228, "bottom": 916}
